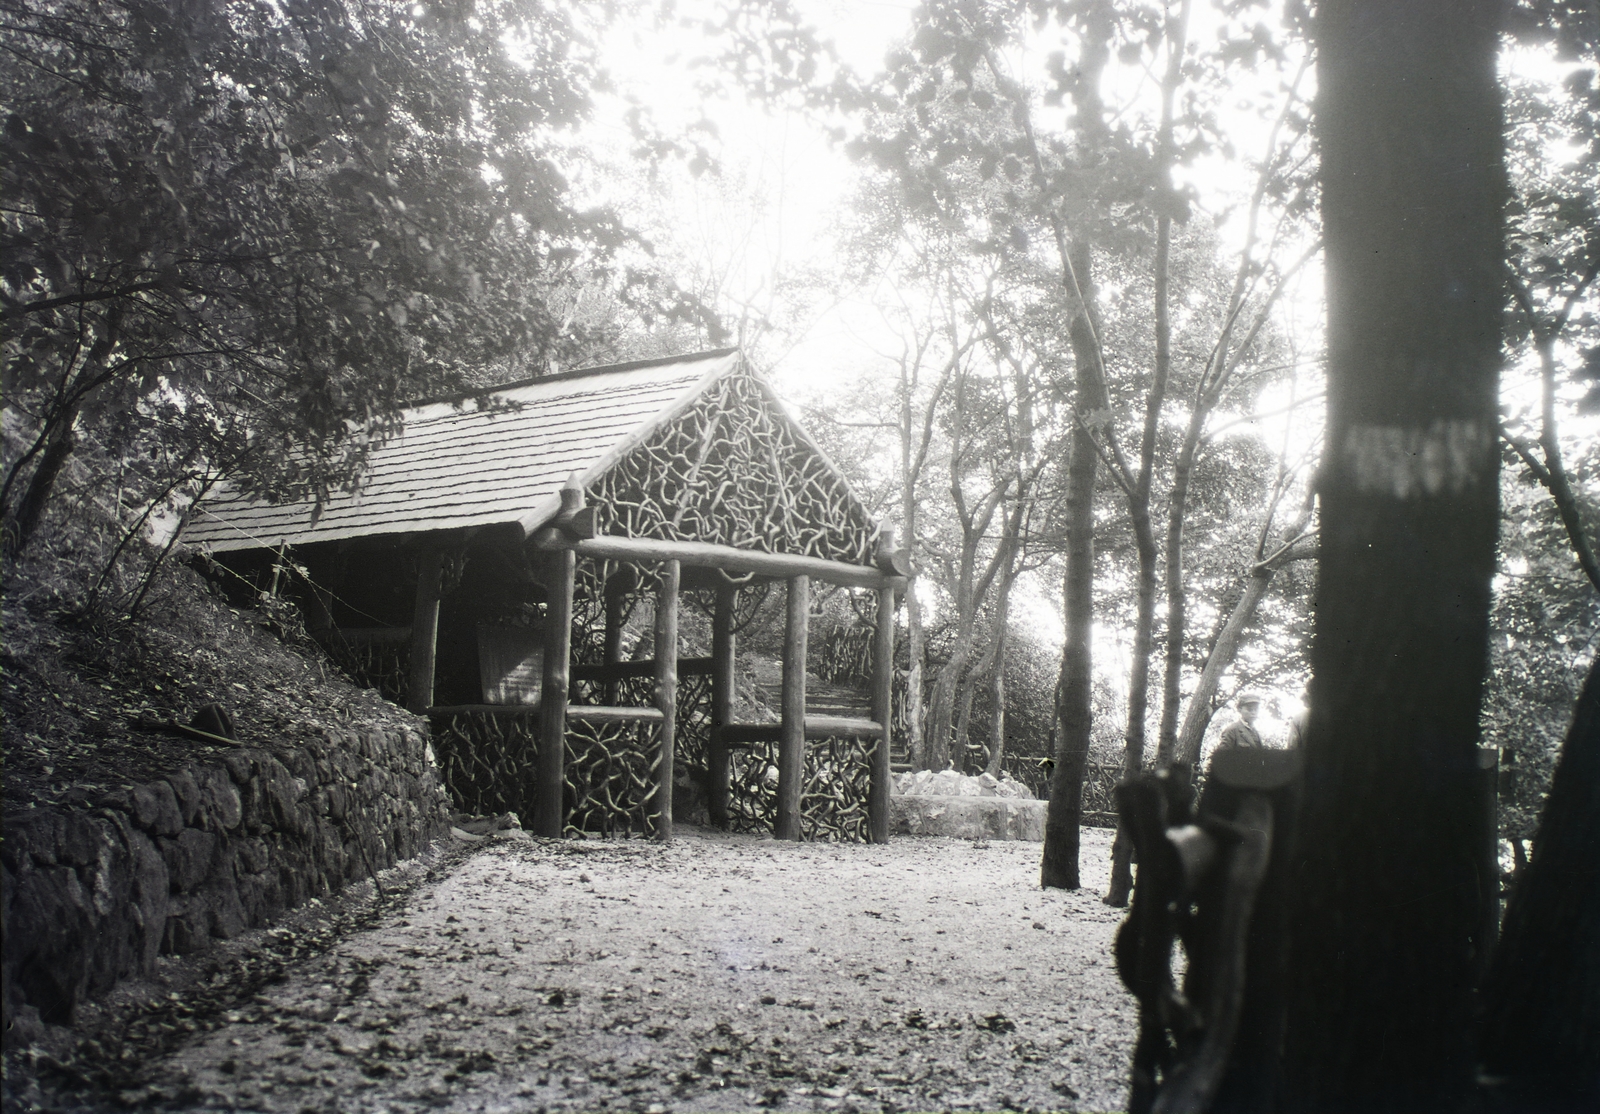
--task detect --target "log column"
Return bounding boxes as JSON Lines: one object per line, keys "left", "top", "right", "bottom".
{"left": 651, "top": 560, "right": 680, "bottom": 840}
{"left": 869, "top": 585, "right": 896, "bottom": 844}
{"left": 535, "top": 548, "right": 576, "bottom": 838}
{"left": 709, "top": 581, "right": 736, "bottom": 829}
{"left": 603, "top": 577, "right": 627, "bottom": 705}
{"left": 775, "top": 574, "right": 809, "bottom": 841}
{"left": 406, "top": 545, "right": 444, "bottom": 714}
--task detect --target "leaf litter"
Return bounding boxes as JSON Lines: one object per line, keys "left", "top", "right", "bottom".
{"left": 5, "top": 828, "right": 1134, "bottom": 1114}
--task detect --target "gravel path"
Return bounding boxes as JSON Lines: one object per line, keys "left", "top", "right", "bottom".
{"left": 111, "top": 827, "right": 1136, "bottom": 1114}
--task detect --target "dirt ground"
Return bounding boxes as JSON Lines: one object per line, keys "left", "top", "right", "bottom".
{"left": 15, "top": 827, "right": 1136, "bottom": 1114}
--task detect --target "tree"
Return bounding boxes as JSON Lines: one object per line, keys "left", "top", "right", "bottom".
{"left": 825, "top": 129, "right": 1066, "bottom": 775}
{"left": 1152, "top": 58, "right": 1320, "bottom": 767}
{"left": 1498, "top": 12, "right": 1600, "bottom": 594}
{"left": 1169, "top": 489, "right": 1316, "bottom": 765}
{"left": 1, "top": 0, "right": 689, "bottom": 566}
{"left": 1477, "top": 7, "right": 1600, "bottom": 1103}
{"left": 1482, "top": 461, "right": 1599, "bottom": 861}
{"left": 706, "top": 0, "right": 1320, "bottom": 891}
{"left": 1282, "top": 2, "right": 1506, "bottom": 1109}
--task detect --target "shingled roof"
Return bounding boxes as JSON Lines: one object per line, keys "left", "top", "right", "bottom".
{"left": 183, "top": 350, "right": 750, "bottom": 554}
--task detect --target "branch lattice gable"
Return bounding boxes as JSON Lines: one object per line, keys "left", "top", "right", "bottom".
{"left": 590, "top": 370, "right": 875, "bottom": 565}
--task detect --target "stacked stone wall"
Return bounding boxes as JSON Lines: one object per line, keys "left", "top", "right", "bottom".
{"left": 1, "top": 727, "right": 450, "bottom": 1035}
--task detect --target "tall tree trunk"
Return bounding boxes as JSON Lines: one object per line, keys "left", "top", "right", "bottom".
{"left": 904, "top": 580, "right": 927, "bottom": 769}
{"left": 1282, "top": 4, "right": 1505, "bottom": 1111}
{"left": 955, "top": 657, "right": 980, "bottom": 762}
{"left": 5, "top": 407, "right": 78, "bottom": 560}
{"left": 924, "top": 652, "right": 963, "bottom": 770}
{"left": 3, "top": 313, "right": 120, "bottom": 561}
{"left": 901, "top": 435, "right": 927, "bottom": 768}
{"left": 1107, "top": 0, "right": 1190, "bottom": 907}
{"left": 1155, "top": 434, "right": 1194, "bottom": 766}
{"left": 957, "top": 557, "right": 1020, "bottom": 771}
{"left": 897, "top": 348, "right": 957, "bottom": 771}
{"left": 984, "top": 618, "right": 1009, "bottom": 777}
{"left": 1106, "top": 505, "right": 1159, "bottom": 905}
{"left": 925, "top": 470, "right": 1012, "bottom": 771}
{"left": 1043, "top": 239, "right": 1103, "bottom": 891}
{"left": 924, "top": 558, "right": 1003, "bottom": 771}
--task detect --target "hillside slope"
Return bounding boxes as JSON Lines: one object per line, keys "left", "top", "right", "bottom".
{"left": 3, "top": 529, "right": 422, "bottom": 813}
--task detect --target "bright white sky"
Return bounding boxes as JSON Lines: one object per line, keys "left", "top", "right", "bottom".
{"left": 583, "top": 0, "right": 1327, "bottom": 448}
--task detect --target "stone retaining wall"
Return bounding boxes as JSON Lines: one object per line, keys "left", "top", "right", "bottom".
{"left": 2, "top": 727, "right": 450, "bottom": 1036}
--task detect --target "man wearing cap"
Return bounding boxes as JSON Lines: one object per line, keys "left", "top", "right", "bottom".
{"left": 1217, "top": 690, "right": 1265, "bottom": 753}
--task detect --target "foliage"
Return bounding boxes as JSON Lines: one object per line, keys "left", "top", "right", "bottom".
{"left": 1500, "top": 17, "right": 1600, "bottom": 593}
{"left": 0, "top": 0, "right": 702, "bottom": 563}
{"left": 1484, "top": 453, "right": 1600, "bottom": 841}
{"left": 1494, "top": 0, "right": 1600, "bottom": 843}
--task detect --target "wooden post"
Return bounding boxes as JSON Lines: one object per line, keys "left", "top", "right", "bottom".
{"left": 869, "top": 585, "right": 897, "bottom": 844}
{"left": 709, "top": 582, "right": 736, "bottom": 829}
{"left": 406, "top": 545, "right": 443, "bottom": 713}
{"left": 603, "top": 581, "right": 626, "bottom": 705}
{"left": 535, "top": 548, "right": 575, "bottom": 838}
{"left": 652, "top": 560, "right": 680, "bottom": 841}
{"left": 776, "top": 574, "right": 809, "bottom": 841}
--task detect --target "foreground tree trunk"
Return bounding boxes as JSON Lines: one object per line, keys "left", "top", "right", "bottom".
{"left": 1283, "top": 3, "right": 1505, "bottom": 1110}
{"left": 1480, "top": 655, "right": 1600, "bottom": 1109}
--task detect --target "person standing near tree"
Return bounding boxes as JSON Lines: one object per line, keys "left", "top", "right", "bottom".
{"left": 1216, "top": 691, "right": 1266, "bottom": 754}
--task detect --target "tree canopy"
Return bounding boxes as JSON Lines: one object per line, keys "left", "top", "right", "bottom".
{"left": 1, "top": 0, "right": 702, "bottom": 561}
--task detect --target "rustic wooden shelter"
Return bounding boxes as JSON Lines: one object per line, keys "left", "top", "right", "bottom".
{"left": 183, "top": 350, "right": 909, "bottom": 842}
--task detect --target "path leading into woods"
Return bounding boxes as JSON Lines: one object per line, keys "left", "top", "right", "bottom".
{"left": 39, "top": 829, "right": 1137, "bottom": 1114}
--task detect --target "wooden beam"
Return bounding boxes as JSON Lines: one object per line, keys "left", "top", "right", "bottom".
{"left": 428, "top": 703, "right": 539, "bottom": 717}
{"left": 717, "top": 716, "right": 884, "bottom": 745}
{"left": 535, "top": 548, "right": 575, "bottom": 838}
{"left": 709, "top": 584, "right": 735, "bottom": 830}
{"left": 532, "top": 532, "right": 902, "bottom": 590}
{"left": 775, "top": 574, "right": 808, "bottom": 841}
{"left": 431, "top": 702, "right": 661, "bottom": 725}
{"left": 567, "top": 705, "right": 665, "bottom": 726}
{"left": 571, "top": 657, "right": 714, "bottom": 683}
{"left": 406, "top": 547, "right": 443, "bottom": 714}
{"left": 870, "top": 585, "right": 896, "bottom": 844}
{"left": 652, "top": 560, "right": 680, "bottom": 840}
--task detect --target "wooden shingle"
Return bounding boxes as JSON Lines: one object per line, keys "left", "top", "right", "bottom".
{"left": 182, "top": 350, "right": 740, "bottom": 553}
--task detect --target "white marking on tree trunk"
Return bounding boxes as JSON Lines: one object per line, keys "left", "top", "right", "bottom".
{"left": 1340, "top": 420, "right": 1490, "bottom": 498}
